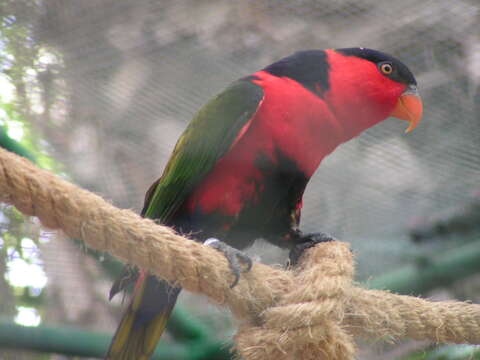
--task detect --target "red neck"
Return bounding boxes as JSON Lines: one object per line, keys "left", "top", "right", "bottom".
{"left": 251, "top": 71, "right": 345, "bottom": 177}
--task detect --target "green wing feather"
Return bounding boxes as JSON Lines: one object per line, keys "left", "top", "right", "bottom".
{"left": 107, "top": 80, "right": 263, "bottom": 359}
{"left": 142, "top": 79, "right": 264, "bottom": 221}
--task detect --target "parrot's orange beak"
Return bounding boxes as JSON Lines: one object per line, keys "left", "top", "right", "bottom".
{"left": 390, "top": 86, "right": 423, "bottom": 133}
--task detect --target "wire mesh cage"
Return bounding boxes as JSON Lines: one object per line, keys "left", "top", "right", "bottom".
{"left": 0, "top": 0, "right": 479, "bottom": 359}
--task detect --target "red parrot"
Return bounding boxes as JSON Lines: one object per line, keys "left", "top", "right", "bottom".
{"left": 106, "top": 48, "right": 423, "bottom": 359}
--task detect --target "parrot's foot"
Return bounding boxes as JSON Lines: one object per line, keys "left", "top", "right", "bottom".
{"left": 288, "top": 231, "right": 336, "bottom": 266}
{"left": 204, "top": 238, "right": 253, "bottom": 288}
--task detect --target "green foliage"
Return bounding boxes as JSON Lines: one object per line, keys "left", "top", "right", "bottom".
{"left": 0, "top": 1, "right": 39, "bottom": 75}
{"left": 0, "top": 98, "right": 58, "bottom": 169}
{"left": 0, "top": 5, "right": 58, "bottom": 334}
{"left": 0, "top": 204, "right": 45, "bottom": 321}
{"left": 0, "top": 4, "right": 60, "bottom": 171}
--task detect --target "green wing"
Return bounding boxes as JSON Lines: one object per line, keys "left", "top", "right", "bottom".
{"left": 142, "top": 79, "right": 264, "bottom": 222}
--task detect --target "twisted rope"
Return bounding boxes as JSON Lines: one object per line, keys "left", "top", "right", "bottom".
{"left": 1, "top": 147, "right": 479, "bottom": 360}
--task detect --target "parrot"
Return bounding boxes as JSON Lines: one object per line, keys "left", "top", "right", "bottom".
{"left": 105, "top": 47, "right": 423, "bottom": 359}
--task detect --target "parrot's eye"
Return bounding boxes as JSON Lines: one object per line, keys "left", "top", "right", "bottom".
{"left": 379, "top": 62, "right": 393, "bottom": 75}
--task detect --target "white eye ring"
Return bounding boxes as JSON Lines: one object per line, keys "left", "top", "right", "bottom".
{"left": 380, "top": 63, "right": 393, "bottom": 75}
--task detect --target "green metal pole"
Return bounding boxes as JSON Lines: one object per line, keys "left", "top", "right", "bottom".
{"left": 369, "top": 237, "right": 480, "bottom": 294}
{"left": 403, "top": 344, "right": 480, "bottom": 360}
{"left": 168, "top": 307, "right": 211, "bottom": 341}
{"left": 0, "top": 321, "right": 229, "bottom": 359}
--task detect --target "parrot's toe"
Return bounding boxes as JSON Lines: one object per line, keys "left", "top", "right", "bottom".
{"left": 205, "top": 238, "right": 253, "bottom": 288}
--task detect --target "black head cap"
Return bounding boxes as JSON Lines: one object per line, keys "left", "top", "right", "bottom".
{"left": 263, "top": 50, "right": 330, "bottom": 94}
{"left": 336, "top": 48, "right": 417, "bottom": 86}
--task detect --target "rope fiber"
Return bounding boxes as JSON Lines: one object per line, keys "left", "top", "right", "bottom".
{"left": 1, "top": 147, "right": 479, "bottom": 360}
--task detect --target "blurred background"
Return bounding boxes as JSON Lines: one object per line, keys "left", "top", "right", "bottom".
{"left": 0, "top": 0, "right": 479, "bottom": 359}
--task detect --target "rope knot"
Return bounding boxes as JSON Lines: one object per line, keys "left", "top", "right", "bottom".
{"left": 235, "top": 242, "right": 357, "bottom": 360}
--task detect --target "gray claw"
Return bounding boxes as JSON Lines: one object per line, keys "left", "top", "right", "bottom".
{"left": 288, "top": 231, "right": 336, "bottom": 266}
{"left": 205, "top": 238, "right": 252, "bottom": 288}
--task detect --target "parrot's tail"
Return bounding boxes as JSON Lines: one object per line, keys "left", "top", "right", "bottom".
{"left": 105, "top": 273, "right": 181, "bottom": 360}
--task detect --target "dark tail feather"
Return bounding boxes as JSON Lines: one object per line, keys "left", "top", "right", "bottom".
{"left": 106, "top": 274, "right": 181, "bottom": 360}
